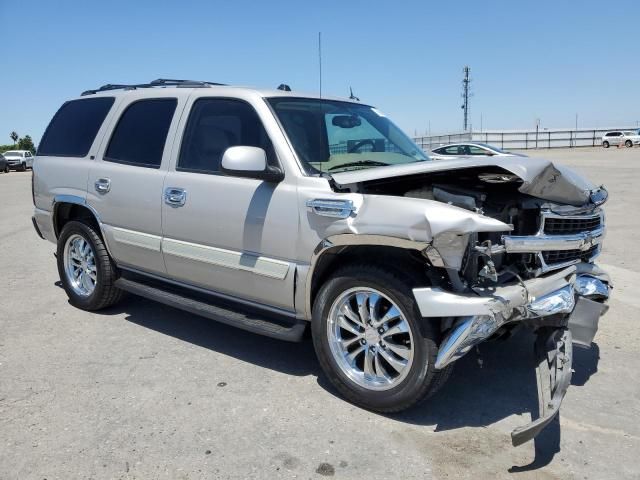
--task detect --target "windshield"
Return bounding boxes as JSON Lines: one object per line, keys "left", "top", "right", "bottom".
{"left": 268, "top": 98, "right": 428, "bottom": 174}
{"left": 3, "top": 151, "right": 22, "bottom": 156}
{"left": 624, "top": 131, "right": 636, "bottom": 136}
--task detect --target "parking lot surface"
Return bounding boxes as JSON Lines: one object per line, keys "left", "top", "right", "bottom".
{"left": 1, "top": 147, "right": 639, "bottom": 479}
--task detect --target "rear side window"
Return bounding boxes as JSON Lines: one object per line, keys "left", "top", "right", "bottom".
{"left": 37, "top": 97, "right": 114, "bottom": 157}
{"left": 105, "top": 98, "right": 177, "bottom": 168}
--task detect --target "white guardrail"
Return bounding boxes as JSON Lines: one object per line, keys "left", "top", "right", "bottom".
{"left": 414, "top": 127, "right": 640, "bottom": 151}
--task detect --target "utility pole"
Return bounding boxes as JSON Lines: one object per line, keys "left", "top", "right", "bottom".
{"left": 461, "top": 66, "right": 471, "bottom": 132}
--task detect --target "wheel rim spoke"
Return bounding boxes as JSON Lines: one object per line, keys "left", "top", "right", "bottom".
{"left": 384, "top": 342, "right": 411, "bottom": 360}
{"left": 382, "top": 321, "right": 409, "bottom": 338}
{"left": 338, "top": 314, "right": 362, "bottom": 336}
{"left": 363, "top": 347, "right": 375, "bottom": 377}
{"left": 356, "top": 292, "right": 370, "bottom": 325}
{"left": 378, "top": 347, "right": 407, "bottom": 373}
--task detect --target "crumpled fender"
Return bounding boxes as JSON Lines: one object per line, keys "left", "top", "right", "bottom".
{"left": 334, "top": 194, "right": 511, "bottom": 243}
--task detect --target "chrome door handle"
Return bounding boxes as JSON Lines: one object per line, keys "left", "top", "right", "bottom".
{"left": 94, "top": 178, "right": 111, "bottom": 194}
{"left": 164, "top": 187, "right": 186, "bottom": 207}
{"left": 306, "top": 199, "right": 355, "bottom": 218}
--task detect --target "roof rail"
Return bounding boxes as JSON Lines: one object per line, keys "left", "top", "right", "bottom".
{"left": 81, "top": 78, "right": 227, "bottom": 96}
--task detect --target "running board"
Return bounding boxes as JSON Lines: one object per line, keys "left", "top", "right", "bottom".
{"left": 114, "top": 277, "right": 307, "bottom": 342}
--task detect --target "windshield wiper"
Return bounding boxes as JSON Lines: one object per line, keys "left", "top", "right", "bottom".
{"left": 328, "top": 160, "right": 390, "bottom": 171}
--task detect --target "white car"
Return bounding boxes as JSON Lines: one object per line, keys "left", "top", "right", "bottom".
{"left": 430, "top": 143, "right": 525, "bottom": 160}
{"left": 601, "top": 131, "right": 640, "bottom": 148}
{"left": 3, "top": 150, "right": 35, "bottom": 171}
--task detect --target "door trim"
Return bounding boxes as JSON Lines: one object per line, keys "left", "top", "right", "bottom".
{"left": 162, "top": 237, "right": 291, "bottom": 280}
{"left": 111, "top": 226, "right": 162, "bottom": 252}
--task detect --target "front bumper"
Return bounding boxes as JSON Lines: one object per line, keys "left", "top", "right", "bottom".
{"left": 412, "top": 264, "right": 610, "bottom": 369}
{"left": 412, "top": 263, "right": 610, "bottom": 445}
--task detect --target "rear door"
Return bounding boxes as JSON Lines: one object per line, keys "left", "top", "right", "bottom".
{"left": 87, "top": 92, "right": 185, "bottom": 275}
{"left": 160, "top": 95, "right": 299, "bottom": 311}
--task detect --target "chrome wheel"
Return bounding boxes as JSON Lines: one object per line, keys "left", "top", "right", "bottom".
{"left": 327, "top": 287, "right": 414, "bottom": 391}
{"left": 63, "top": 234, "right": 97, "bottom": 297}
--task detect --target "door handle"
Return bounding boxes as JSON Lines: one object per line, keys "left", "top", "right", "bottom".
{"left": 164, "top": 187, "right": 187, "bottom": 207}
{"left": 94, "top": 178, "right": 111, "bottom": 194}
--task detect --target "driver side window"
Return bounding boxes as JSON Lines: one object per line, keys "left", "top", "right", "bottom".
{"left": 178, "top": 98, "right": 276, "bottom": 174}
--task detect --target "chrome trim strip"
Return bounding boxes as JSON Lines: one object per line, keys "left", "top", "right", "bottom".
{"left": 502, "top": 227, "right": 604, "bottom": 253}
{"left": 162, "top": 238, "right": 290, "bottom": 280}
{"left": 120, "top": 266, "right": 298, "bottom": 319}
{"left": 111, "top": 227, "right": 161, "bottom": 252}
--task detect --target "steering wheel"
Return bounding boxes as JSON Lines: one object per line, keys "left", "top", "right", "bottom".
{"left": 347, "top": 139, "right": 376, "bottom": 153}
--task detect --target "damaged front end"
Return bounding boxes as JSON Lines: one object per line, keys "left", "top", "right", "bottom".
{"left": 330, "top": 156, "right": 611, "bottom": 445}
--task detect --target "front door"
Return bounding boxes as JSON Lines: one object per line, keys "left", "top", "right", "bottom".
{"left": 87, "top": 94, "right": 182, "bottom": 275}
{"left": 161, "top": 97, "right": 299, "bottom": 311}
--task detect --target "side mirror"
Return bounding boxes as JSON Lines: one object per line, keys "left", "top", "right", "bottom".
{"left": 220, "top": 146, "right": 284, "bottom": 182}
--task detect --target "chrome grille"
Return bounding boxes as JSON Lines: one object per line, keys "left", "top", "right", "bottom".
{"left": 542, "top": 245, "right": 599, "bottom": 265}
{"left": 544, "top": 216, "right": 601, "bottom": 235}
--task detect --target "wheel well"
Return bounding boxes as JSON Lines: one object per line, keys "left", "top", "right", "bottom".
{"left": 54, "top": 203, "right": 101, "bottom": 239}
{"left": 309, "top": 245, "right": 428, "bottom": 311}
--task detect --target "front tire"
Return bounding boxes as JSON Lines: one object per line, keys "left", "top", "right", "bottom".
{"left": 19, "top": 162, "right": 26, "bottom": 172}
{"left": 57, "top": 221, "right": 123, "bottom": 311}
{"left": 625, "top": 140, "right": 633, "bottom": 148}
{"left": 312, "top": 264, "right": 446, "bottom": 413}
{"left": 602, "top": 141, "right": 610, "bottom": 148}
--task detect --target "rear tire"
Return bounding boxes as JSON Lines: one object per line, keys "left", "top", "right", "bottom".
{"left": 57, "top": 220, "right": 124, "bottom": 311}
{"left": 312, "top": 264, "right": 447, "bottom": 413}
{"left": 625, "top": 140, "right": 633, "bottom": 148}
{"left": 602, "top": 141, "right": 610, "bottom": 148}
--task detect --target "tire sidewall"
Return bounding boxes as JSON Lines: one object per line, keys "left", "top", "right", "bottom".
{"left": 603, "top": 141, "right": 609, "bottom": 148}
{"left": 57, "top": 221, "right": 107, "bottom": 310}
{"left": 312, "top": 267, "right": 438, "bottom": 412}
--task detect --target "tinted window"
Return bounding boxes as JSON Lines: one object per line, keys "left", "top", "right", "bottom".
{"left": 105, "top": 98, "right": 177, "bottom": 168}
{"left": 38, "top": 97, "right": 114, "bottom": 157}
{"left": 178, "top": 98, "right": 275, "bottom": 173}
{"left": 443, "top": 145, "right": 469, "bottom": 155}
{"left": 468, "top": 145, "right": 489, "bottom": 155}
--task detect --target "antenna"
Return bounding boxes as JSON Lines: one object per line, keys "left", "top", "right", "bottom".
{"left": 349, "top": 87, "right": 360, "bottom": 101}
{"left": 318, "top": 32, "right": 322, "bottom": 98}
{"left": 461, "top": 66, "right": 472, "bottom": 131}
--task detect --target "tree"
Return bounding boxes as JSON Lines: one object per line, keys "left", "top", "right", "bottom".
{"left": 10, "top": 131, "right": 18, "bottom": 146}
{"left": 18, "top": 135, "right": 36, "bottom": 154}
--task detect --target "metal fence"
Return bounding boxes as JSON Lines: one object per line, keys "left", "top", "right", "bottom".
{"left": 413, "top": 126, "right": 640, "bottom": 151}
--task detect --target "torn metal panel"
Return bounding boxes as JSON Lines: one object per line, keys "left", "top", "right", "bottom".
{"left": 511, "top": 328, "right": 573, "bottom": 447}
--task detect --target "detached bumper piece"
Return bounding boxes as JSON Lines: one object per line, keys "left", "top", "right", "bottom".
{"left": 511, "top": 328, "right": 572, "bottom": 447}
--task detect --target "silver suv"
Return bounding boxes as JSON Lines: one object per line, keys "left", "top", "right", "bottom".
{"left": 32, "top": 79, "right": 611, "bottom": 446}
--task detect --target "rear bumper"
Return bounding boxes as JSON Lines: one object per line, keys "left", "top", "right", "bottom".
{"left": 32, "top": 208, "right": 56, "bottom": 243}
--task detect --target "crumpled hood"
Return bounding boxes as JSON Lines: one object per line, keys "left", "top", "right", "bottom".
{"left": 331, "top": 156, "right": 603, "bottom": 206}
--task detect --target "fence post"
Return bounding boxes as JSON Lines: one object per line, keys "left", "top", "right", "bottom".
{"left": 501, "top": 133, "right": 504, "bottom": 149}
{"left": 548, "top": 131, "right": 551, "bottom": 149}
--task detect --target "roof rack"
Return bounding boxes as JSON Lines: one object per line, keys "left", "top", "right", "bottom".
{"left": 81, "top": 78, "right": 227, "bottom": 96}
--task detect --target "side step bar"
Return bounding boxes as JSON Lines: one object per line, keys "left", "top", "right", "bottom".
{"left": 114, "top": 277, "right": 307, "bottom": 342}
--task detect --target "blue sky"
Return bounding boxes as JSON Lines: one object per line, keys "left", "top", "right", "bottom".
{"left": 1, "top": 0, "right": 638, "bottom": 145}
